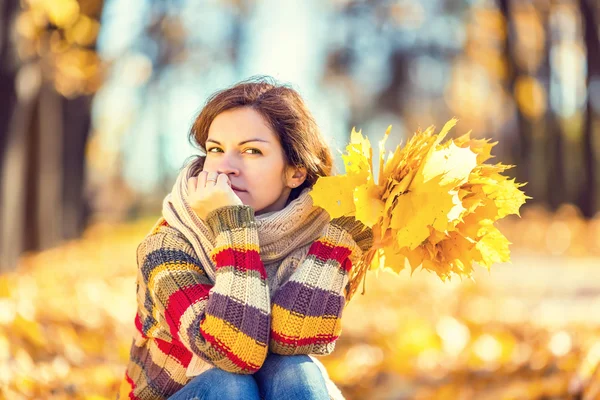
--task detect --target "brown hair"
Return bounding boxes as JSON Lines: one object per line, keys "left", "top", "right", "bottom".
{"left": 186, "top": 76, "right": 334, "bottom": 203}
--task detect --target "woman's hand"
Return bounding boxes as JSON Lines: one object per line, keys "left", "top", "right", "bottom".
{"left": 187, "top": 171, "right": 243, "bottom": 221}
{"left": 329, "top": 215, "right": 374, "bottom": 252}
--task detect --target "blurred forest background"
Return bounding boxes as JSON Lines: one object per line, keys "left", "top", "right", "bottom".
{"left": 1, "top": 0, "right": 600, "bottom": 398}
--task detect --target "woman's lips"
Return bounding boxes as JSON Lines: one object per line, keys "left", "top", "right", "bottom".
{"left": 231, "top": 185, "right": 246, "bottom": 192}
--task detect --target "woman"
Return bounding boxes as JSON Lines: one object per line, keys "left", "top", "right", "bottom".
{"left": 117, "top": 76, "right": 373, "bottom": 400}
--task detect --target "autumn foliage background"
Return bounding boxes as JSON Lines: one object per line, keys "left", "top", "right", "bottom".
{"left": 1, "top": 0, "right": 600, "bottom": 399}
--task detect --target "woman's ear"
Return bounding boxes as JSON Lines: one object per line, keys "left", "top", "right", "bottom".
{"left": 286, "top": 165, "right": 307, "bottom": 188}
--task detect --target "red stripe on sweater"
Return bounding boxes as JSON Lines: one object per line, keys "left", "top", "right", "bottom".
{"left": 270, "top": 330, "right": 339, "bottom": 347}
{"left": 309, "top": 240, "right": 352, "bottom": 267}
{"left": 200, "top": 328, "right": 261, "bottom": 373}
{"left": 213, "top": 248, "right": 266, "bottom": 279}
{"left": 340, "top": 257, "right": 353, "bottom": 273}
{"left": 165, "top": 283, "right": 212, "bottom": 339}
{"left": 155, "top": 337, "right": 193, "bottom": 367}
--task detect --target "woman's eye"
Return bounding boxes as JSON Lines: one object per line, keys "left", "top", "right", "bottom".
{"left": 207, "top": 147, "right": 261, "bottom": 155}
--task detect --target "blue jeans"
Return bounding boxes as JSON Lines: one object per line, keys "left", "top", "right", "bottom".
{"left": 168, "top": 353, "right": 330, "bottom": 400}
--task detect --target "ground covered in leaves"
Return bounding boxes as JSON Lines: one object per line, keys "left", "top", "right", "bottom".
{"left": 1, "top": 207, "right": 599, "bottom": 399}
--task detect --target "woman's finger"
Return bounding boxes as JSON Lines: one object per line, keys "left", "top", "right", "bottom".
{"left": 206, "top": 171, "right": 218, "bottom": 186}
{"left": 187, "top": 177, "right": 198, "bottom": 194}
{"left": 216, "top": 173, "right": 230, "bottom": 188}
{"left": 197, "top": 170, "right": 208, "bottom": 190}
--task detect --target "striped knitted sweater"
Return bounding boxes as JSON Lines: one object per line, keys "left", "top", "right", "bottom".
{"left": 117, "top": 205, "right": 366, "bottom": 399}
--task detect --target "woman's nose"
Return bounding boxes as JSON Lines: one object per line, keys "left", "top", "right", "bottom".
{"left": 216, "top": 153, "right": 240, "bottom": 175}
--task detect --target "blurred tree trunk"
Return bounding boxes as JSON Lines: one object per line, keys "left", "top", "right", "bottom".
{"left": 0, "top": 0, "right": 31, "bottom": 272}
{"left": 0, "top": 63, "right": 42, "bottom": 272}
{"left": 579, "top": 0, "right": 599, "bottom": 218}
{"left": 377, "top": 49, "right": 410, "bottom": 119}
{"left": 0, "top": 2, "right": 94, "bottom": 272}
{"left": 544, "top": 5, "right": 566, "bottom": 209}
{"left": 1, "top": 76, "right": 93, "bottom": 274}
{"left": 0, "top": 0, "right": 18, "bottom": 181}
{"left": 498, "top": 0, "right": 537, "bottom": 202}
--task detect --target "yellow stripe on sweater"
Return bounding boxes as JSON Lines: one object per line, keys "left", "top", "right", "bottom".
{"left": 271, "top": 304, "right": 342, "bottom": 340}
{"left": 200, "top": 314, "right": 267, "bottom": 367}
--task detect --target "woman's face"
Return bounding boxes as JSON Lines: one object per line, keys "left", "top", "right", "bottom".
{"left": 202, "top": 107, "right": 306, "bottom": 215}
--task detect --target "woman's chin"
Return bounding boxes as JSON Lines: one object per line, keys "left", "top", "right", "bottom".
{"left": 233, "top": 189, "right": 248, "bottom": 200}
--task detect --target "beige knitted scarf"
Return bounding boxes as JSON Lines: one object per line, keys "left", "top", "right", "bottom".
{"left": 161, "top": 161, "right": 331, "bottom": 295}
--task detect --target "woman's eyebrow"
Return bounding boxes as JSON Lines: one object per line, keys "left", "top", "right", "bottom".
{"left": 206, "top": 138, "right": 270, "bottom": 145}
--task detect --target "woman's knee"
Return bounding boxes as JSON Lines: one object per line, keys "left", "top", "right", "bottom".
{"left": 257, "top": 354, "right": 329, "bottom": 399}
{"left": 204, "top": 368, "right": 260, "bottom": 399}
{"left": 266, "top": 354, "right": 318, "bottom": 376}
{"left": 170, "top": 368, "right": 260, "bottom": 400}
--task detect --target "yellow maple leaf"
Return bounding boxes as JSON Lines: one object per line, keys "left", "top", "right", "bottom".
{"left": 457, "top": 205, "right": 496, "bottom": 240}
{"left": 354, "top": 182, "right": 385, "bottom": 228}
{"left": 401, "top": 245, "right": 427, "bottom": 274}
{"left": 473, "top": 225, "right": 511, "bottom": 268}
{"left": 461, "top": 188, "right": 485, "bottom": 214}
{"left": 374, "top": 246, "right": 407, "bottom": 275}
{"left": 392, "top": 174, "right": 457, "bottom": 250}
{"left": 453, "top": 130, "right": 497, "bottom": 164}
{"left": 411, "top": 119, "right": 459, "bottom": 179}
{"left": 310, "top": 127, "right": 373, "bottom": 218}
{"left": 490, "top": 178, "right": 530, "bottom": 218}
{"left": 422, "top": 258, "right": 452, "bottom": 281}
{"left": 428, "top": 226, "right": 449, "bottom": 245}
{"left": 418, "top": 141, "right": 478, "bottom": 187}
{"left": 344, "top": 127, "right": 372, "bottom": 176}
{"left": 438, "top": 231, "right": 476, "bottom": 275}
{"left": 310, "top": 174, "right": 361, "bottom": 218}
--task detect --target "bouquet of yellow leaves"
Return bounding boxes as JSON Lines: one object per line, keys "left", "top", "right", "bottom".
{"left": 310, "top": 119, "right": 530, "bottom": 301}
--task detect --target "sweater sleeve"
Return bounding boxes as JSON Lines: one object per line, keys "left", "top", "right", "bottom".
{"left": 137, "top": 206, "right": 270, "bottom": 374}
{"left": 269, "top": 222, "right": 363, "bottom": 356}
